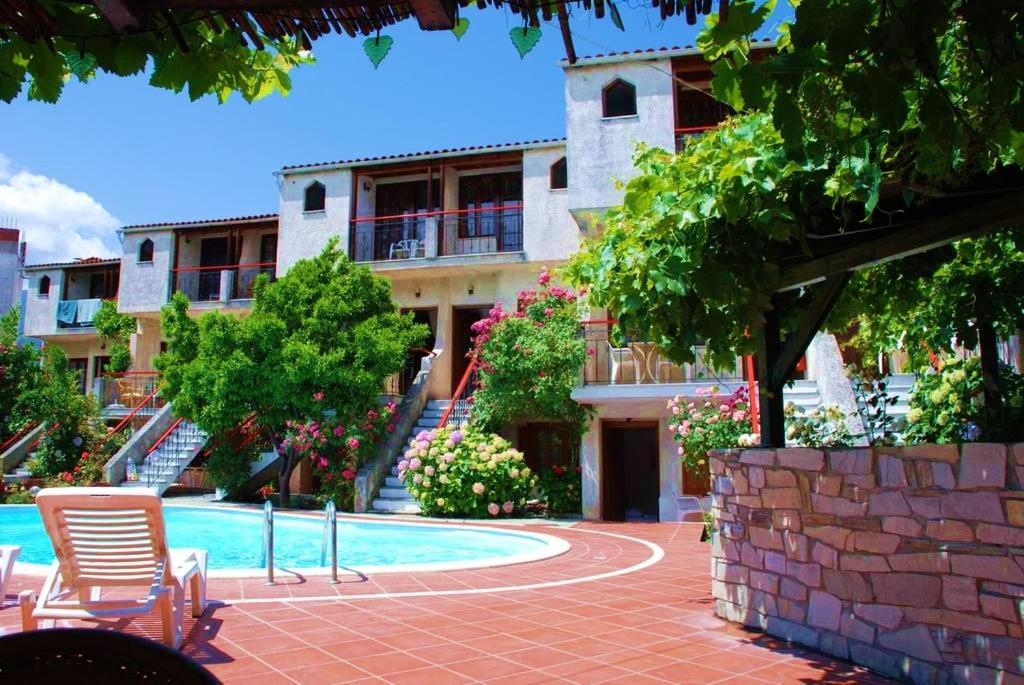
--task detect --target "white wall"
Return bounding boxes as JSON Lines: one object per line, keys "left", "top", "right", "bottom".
{"left": 564, "top": 58, "right": 676, "bottom": 213}
{"left": 119, "top": 231, "right": 173, "bottom": 314}
{"left": 0, "top": 241, "right": 20, "bottom": 318}
{"left": 23, "top": 269, "right": 60, "bottom": 337}
{"left": 277, "top": 169, "right": 352, "bottom": 273}
{"left": 522, "top": 146, "right": 579, "bottom": 264}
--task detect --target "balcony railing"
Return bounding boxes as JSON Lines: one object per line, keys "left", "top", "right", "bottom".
{"left": 56, "top": 298, "right": 107, "bottom": 329}
{"left": 581, "top": 321, "right": 745, "bottom": 386}
{"left": 352, "top": 206, "right": 523, "bottom": 263}
{"left": 96, "top": 371, "right": 162, "bottom": 410}
{"left": 171, "top": 262, "right": 276, "bottom": 303}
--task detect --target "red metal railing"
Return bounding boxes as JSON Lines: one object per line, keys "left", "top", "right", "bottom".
{"left": 94, "top": 386, "right": 162, "bottom": 452}
{"left": 171, "top": 261, "right": 277, "bottom": 302}
{"left": 146, "top": 417, "right": 183, "bottom": 456}
{"left": 437, "top": 355, "right": 478, "bottom": 430}
{"left": 0, "top": 421, "right": 39, "bottom": 454}
{"left": 352, "top": 205, "right": 524, "bottom": 262}
{"left": 30, "top": 422, "right": 61, "bottom": 451}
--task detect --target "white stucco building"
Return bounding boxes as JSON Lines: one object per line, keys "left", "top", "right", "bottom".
{"left": 17, "top": 42, "right": 845, "bottom": 521}
{"left": 0, "top": 228, "right": 24, "bottom": 320}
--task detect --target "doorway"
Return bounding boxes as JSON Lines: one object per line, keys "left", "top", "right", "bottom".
{"left": 601, "top": 422, "right": 660, "bottom": 521}
{"left": 198, "top": 237, "right": 229, "bottom": 301}
{"left": 400, "top": 308, "right": 437, "bottom": 394}
{"left": 450, "top": 305, "right": 491, "bottom": 395}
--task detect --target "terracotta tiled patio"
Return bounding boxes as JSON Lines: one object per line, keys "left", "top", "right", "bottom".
{"left": 1, "top": 519, "right": 894, "bottom": 684}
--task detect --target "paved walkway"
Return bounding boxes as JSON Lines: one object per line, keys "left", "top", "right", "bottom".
{"left": 1, "top": 520, "right": 894, "bottom": 684}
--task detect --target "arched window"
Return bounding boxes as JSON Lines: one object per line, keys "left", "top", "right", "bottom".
{"left": 38, "top": 275, "right": 50, "bottom": 296}
{"left": 304, "top": 181, "right": 326, "bottom": 212}
{"left": 550, "top": 157, "right": 568, "bottom": 190}
{"left": 602, "top": 78, "right": 637, "bottom": 118}
{"left": 138, "top": 238, "right": 154, "bottom": 263}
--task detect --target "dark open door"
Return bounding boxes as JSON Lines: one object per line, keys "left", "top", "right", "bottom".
{"left": 601, "top": 423, "right": 660, "bottom": 521}
{"left": 198, "top": 237, "right": 229, "bottom": 301}
{"left": 450, "top": 306, "right": 490, "bottom": 396}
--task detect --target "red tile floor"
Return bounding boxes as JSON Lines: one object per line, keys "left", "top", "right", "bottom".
{"left": 1, "top": 520, "right": 894, "bottom": 684}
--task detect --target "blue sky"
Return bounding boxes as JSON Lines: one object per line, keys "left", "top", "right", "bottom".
{"left": 0, "top": 3, "right": 789, "bottom": 263}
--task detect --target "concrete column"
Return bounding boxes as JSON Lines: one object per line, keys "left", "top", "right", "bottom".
{"left": 424, "top": 217, "right": 438, "bottom": 258}
{"left": 581, "top": 417, "right": 601, "bottom": 520}
{"left": 219, "top": 269, "right": 234, "bottom": 302}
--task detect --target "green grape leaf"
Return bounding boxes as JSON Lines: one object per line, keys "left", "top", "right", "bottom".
{"left": 607, "top": 0, "right": 625, "bottom": 31}
{"left": 363, "top": 35, "right": 393, "bottom": 69}
{"left": 63, "top": 51, "right": 97, "bottom": 82}
{"left": 452, "top": 18, "right": 470, "bottom": 40}
{"left": 509, "top": 26, "right": 541, "bottom": 59}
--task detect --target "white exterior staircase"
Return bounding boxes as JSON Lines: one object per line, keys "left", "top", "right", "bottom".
{"left": 121, "top": 420, "right": 208, "bottom": 496}
{"left": 782, "top": 379, "right": 823, "bottom": 412}
{"left": 371, "top": 399, "right": 451, "bottom": 514}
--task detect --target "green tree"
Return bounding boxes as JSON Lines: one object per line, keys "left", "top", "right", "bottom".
{"left": 18, "top": 346, "right": 102, "bottom": 476}
{"left": 0, "top": 309, "right": 41, "bottom": 443}
{"left": 1, "top": 2, "right": 311, "bottom": 104}
{"left": 156, "top": 240, "right": 427, "bottom": 502}
{"left": 93, "top": 299, "right": 138, "bottom": 373}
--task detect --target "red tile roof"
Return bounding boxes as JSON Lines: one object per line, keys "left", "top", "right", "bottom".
{"left": 120, "top": 213, "right": 279, "bottom": 231}
{"left": 566, "top": 39, "right": 775, "bottom": 64}
{"left": 280, "top": 137, "right": 566, "bottom": 172}
{"left": 23, "top": 256, "right": 120, "bottom": 271}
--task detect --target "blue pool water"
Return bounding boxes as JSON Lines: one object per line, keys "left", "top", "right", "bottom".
{"left": 0, "top": 505, "right": 551, "bottom": 570}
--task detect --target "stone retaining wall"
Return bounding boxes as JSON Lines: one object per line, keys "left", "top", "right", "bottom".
{"left": 709, "top": 445, "right": 1024, "bottom": 684}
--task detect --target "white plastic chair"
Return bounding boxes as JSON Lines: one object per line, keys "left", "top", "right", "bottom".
{"left": 389, "top": 238, "right": 423, "bottom": 260}
{"left": 0, "top": 545, "right": 20, "bottom": 605}
{"left": 608, "top": 342, "right": 642, "bottom": 384}
{"left": 19, "top": 487, "right": 207, "bottom": 649}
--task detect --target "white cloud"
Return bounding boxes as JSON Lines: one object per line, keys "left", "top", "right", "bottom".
{"left": 0, "top": 154, "right": 120, "bottom": 265}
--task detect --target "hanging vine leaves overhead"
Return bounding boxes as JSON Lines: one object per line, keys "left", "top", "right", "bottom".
{"left": 0, "top": 0, "right": 729, "bottom": 103}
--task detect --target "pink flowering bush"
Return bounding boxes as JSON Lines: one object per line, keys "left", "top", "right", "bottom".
{"left": 282, "top": 400, "right": 397, "bottom": 510}
{"left": 468, "top": 268, "right": 591, "bottom": 436}
{"left": 399, "top": 424, "right": 536, "bottom": 517}
{"left": 668, "top": 386, "right": 755, "bottom": 478}
{"left": 537, "top": 464, "right": 582, "bottom": 514}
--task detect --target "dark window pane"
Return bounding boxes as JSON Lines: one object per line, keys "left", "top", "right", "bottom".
{"left": 602, "top": 79, "right": 637, "bottom": 118}
{"left": 550, "top": 157, "right": 567, "bottom": 190}
{"left": 304, "top": 182, "right": 326, "bottom": 212}
{"left": 138, "top": 239, "right": 154, "bottom": 263}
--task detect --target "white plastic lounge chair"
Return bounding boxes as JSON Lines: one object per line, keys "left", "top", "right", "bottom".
{"left": 18, "top": 487, "right": 207, "bottom": 649}
{"left": 0, "top": 545, "right": 20, "bottom": 605}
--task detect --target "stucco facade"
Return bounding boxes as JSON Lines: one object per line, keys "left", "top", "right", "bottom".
{"left": 0, "top": 229, "right": 23, "bottom": 318}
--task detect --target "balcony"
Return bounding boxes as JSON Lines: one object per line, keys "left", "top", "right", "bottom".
{"left": 574, "top": 321, "right": 747, "bottom": 403}
{"left": 170, "top": 262, "right": 276, "bottom": 303}
{"left": 352, "top": 206, "right": 523, "bottom": 263}
{"left": 674, "top": 125, "right": 717, "bottom": 152}
{"left": 56, "top": 298, "right": 108, "bottom": 330}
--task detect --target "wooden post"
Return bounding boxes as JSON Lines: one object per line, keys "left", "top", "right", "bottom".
{"left": 977, "top": 316, "right": 1005, "bottom": 439}
{"left": 757, "top": 302, "right": 785, "bottom": 447}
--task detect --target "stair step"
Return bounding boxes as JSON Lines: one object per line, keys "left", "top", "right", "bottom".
{"left": 378, "top": 486, "right": 414, "bottom": 499}
{"left": 385, "top": 476, "right": 404, "bottom": 487}
{"left": 372, "top": 499, "right": 421, "bottom": 513}
{"left": 425, "top": 400, "right": 451, "bottom": 410}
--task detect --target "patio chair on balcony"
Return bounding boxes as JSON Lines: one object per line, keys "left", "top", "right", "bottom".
{"left": 117, "top": 379, "right": 145, "bottom": 408}
{"left": 607, "top": 342, "right": 642, "bottom": 384}
{"left": 19, "top": 488, "right": 208, "bottom": 649}
{"left": 389, "top": 238, "right": 424, "bottom": 260}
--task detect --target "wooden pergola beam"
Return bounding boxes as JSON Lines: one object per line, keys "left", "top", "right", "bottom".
{"left": 408, "top": 0, "right": 456, "bottom": 29}
{"left": 777, "top": 190, "right": 1024, "bottom": 292}
{"left": 92, "top": 0, "right": 144, "bottom": 30}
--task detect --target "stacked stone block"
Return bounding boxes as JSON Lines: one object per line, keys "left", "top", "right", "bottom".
{"left": 710, "top": 444, "right": 1024, "bottom": 685}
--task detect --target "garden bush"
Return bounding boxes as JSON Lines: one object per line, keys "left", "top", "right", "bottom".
{"left": 668, "top": 386, "right": 755, "bottom": 476}
{"left": 399, "top": 424, "right": 535, "bottom": 518}
{"left": 537, "top": 464, "right": 582, "bottom": 514}
{"left": 904, "top": 356, "right": 1024, "bottom": 444}
{"left": 784, "top": 403, "right": 857, "bottom": 448}
{"left": 283, "top": 398, "right": 397, "bottom": 510}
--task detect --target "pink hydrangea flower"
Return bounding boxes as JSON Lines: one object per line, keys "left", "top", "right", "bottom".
{"left": 443, "top": 452, "right": 456, "bottom": 463}
{"left": 409, "top": 458, "right": 422, "bottom": 470}
{"left": 450, "top": 430, "right": 463, "bottom": 444}
{"left": 313, "top": 391, "right": 325, "bottom": 401}
{"left": 413, "top": 473, "right": 424, "bottom": 484}
{"left": 333, "top": 425, "right": 346, "bottom": 437}
{"left": 424, "top": 465, "right": 435, "bottom": 476}
{"left": 416, "top": 430, "right": 431, "bottom": 442}
{"left": 502, "top": 501, "right": 514, "bottom": 514}
{"left": 347, "top": 437, "right": 360, "bottom": 450}
{"left": 487, "top": 503, "right": 500, "bottom": 516}
{"left": 398, "top": 459, "right": 409, "bottom": 470}
{"left": 538, "top": 268, "right": 550, "bottom": 285}
{"left": 342, "top": 468, "right": 356, "bottom": 480}
{"left": 472, "top": 482, "right": 486, "bottom": 495}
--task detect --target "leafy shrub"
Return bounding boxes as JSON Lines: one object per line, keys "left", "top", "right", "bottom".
{"left": 537, "top": 464, "right": 582, "bottom": 514}
{"left": 283, "top": 399, "right": 397, "bottom": 510}
{"left": 849, "top": 367, "right": 900, "bottom": 446}
{"left": 469, "top": 269, "right": 591, "bottom": 436}
{"left": 668, "top": 386, "right": 754, "bottom": 475}
{"left": 0, "top": 309, "right": 41, "bottom": 444}
{"left": 904, "top": 357, "right": 1024, "bottom": 444}
{"left": 784, "top": 403, "right": 857, "bottom": 448}
{"left": 0, "top": 482, "right": 33, "bottom": 504}
{"left": 399, "top": 424, "right": 535, "bottom": 518}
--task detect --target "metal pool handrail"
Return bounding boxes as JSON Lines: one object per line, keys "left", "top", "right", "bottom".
{"left": 321, "top": 501, "right": 339, "bottom": 584}
{"left": 262, "top": 500, "right": 275, "bottom": 586}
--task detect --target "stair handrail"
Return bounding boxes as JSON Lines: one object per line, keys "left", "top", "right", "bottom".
{"left": 0, "top": 421, "right": 39, "bottom": 455}
{"left": 146, "top": 417, "right": 183, "bottom": 456}
{"left": 437, "top": 355, "right": 478, "bottom": 429}
{"left": 29, "top": 422, "right": 61, "bottom": 451}
{"left": 95, "top": 387, "right": 161, "bottom": 452}
{"left": 145, "top": 419, "right": 204, "bottom": 489}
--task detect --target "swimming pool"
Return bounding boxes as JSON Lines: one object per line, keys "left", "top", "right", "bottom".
{"left": 0, "top": 505, "right": 569, "bottom": 575}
